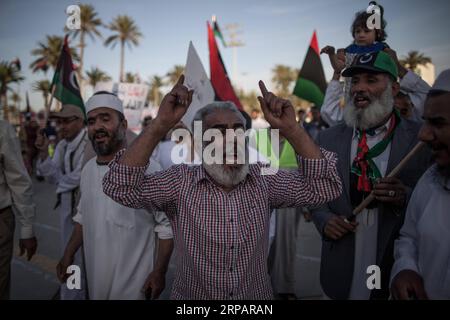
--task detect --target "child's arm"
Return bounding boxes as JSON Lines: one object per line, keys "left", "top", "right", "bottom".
{"left": 321, "top": 46, "right": 345, "bottom": 73}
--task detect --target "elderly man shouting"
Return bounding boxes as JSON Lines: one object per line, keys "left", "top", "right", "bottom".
{"left": 102, "top": 76, "right": 342, "bottom": 300}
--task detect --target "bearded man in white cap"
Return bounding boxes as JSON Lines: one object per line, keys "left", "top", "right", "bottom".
{"left": 35, "top": 104, "right": 87, "bottom": 300}
{"left": 56, "top": 91, "right": 174, "bottom": 300}
{"left": 391, "top": 69, "right": 450, "bottom": 300}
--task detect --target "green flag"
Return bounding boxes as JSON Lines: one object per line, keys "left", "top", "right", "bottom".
{"left": 293, "top": 31, "right": 327, "bottom": 108}
{"left": 50, "top": 35, "right": 85, "bottom": 115}
{"left": 213, "top": 20, "right": 227, "bottom": 48}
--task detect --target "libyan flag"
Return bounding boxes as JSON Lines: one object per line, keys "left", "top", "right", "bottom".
{"left": 293, "top": 31, "right": 327, "bottom": 108}
{"left": 207, "top": 21, "right": 243, "bottom": 111}
{"left": 50, "top": 35, "right": 85, "bottom": 115}
{"left": 213, "top": 19, "right": 227, "bottom": 47}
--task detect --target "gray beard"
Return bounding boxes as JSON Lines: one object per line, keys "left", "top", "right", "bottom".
{"left": 344, "top": 87, "right": 394, "bottom": 130}
{"left": 91, "top": 128, "right": 125, "bottom": 156}
{"left": 203, "top": 162, "right": 249, "bottom": 188}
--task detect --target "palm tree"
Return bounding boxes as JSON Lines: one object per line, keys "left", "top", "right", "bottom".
{"left": 166, "top": 65, "right": 184, "bottom": 86}
{"left": 0, "top": 60, "right": 24, "bottom": 120}
{"left": 69, "top": 4, "right": 103, "bottom": 91}
{"left": 86, "top": 67, "right": 111, "bottom": 89}
{"left": 146, "top": 75, "right": 164, "bottom": 106}
{"left": 30, "top": 35, "right": 80, "bottom": 73}
{"left": 33, "top": 80, "right": 51, "bottom": 111}
{"left": 237, "top": 88, "right": 259, "bottom": 111}
{"left": 399, "top": 51, "right": 432, "bottom": 72}
{"left": 125, "top": 72, "right": 137, "bottom": 83}
{"left": 104, "top": 15, "right": 142, "bottom": 82}
{"left": 271, "top": 65, "right": 297, "bottom": 97}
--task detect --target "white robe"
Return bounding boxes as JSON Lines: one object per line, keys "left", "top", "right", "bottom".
{"left": 37, "top": 128, "right": 88, "bottom": 300}
{"left": 391, "top": 165, "right": 450, "bottom": 299}
{"left": 73, "top": 157, "right": 173, "bottom": 300}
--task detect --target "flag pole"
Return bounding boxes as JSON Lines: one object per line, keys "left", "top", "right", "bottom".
{"left": 44, "top": 34, "right": 67, "bottom": 124}
{"left": 44, "top": 85, "right": 56, "bottom": 125}
{"left": 346, "top": 141, "right": 426, "bottom": 222}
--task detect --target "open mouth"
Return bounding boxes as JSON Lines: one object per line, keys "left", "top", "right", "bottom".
{"left": 354, "top": 96, "right": 370, "bottom": 108}
{"left": 94, "top": 132, "right": 109, "bottom": 143}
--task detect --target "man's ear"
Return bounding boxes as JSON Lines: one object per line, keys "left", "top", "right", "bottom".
{"left": 122, "top": 118, "right": 128, "bottom": 131}
{"left": 391, "top": 80, "right": 400, "bottom": 97}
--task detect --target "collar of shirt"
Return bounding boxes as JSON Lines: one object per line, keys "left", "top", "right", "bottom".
{"left": 65, "top": 128, "right": 87, "bottom": 152}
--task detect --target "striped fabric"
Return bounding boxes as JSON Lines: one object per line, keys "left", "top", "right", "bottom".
{"left": 103, "top": 148, "right": 342, "bottom": 300}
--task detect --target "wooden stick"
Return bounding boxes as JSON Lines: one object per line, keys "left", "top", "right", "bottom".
{"left": 351, "top": 141, "right": 426, "bottom": 217}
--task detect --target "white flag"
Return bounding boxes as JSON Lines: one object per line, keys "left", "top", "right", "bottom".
{"left": 181, "top": 41, "right": 215, "bottom": 131}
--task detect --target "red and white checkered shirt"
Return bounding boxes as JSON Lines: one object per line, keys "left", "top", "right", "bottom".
{"left": 103, "top": 148, "right": 341, "bottom": 300}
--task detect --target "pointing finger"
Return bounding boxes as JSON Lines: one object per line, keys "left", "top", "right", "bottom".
{"left": 175, "top": 74, "right": 185, "bottom": 86}
{"left": 258, "top": 80, "right": 269, "bottom": 98}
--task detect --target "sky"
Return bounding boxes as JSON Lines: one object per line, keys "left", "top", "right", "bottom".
{"left": 1, "top": 0, "right": 450, "bottom": 111}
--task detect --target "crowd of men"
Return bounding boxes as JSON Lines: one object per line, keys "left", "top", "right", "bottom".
{"left": 1, "top": 4, "right": 449, "bottom": 301}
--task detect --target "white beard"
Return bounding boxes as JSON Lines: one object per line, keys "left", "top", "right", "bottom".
{"left": 203, "top": 162, "right": 250, "bottom": 188}
{"left": 203, "top": 138, "right": 250, "bottom": 188}
{"left": 344, "top": 86, "right": 394, "bottom": 130}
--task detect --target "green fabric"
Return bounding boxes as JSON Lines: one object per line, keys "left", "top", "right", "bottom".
{"left": 50, "top": 37, "right": 85, "bottom": 117}
{"left": 279, "top": 141, "right": 298, "bottom": 169}
{"left": 292, "top": 77, "right": 325, "bottom": 109}
{"left": 374, "top": 51, "right": 399, "bottom": 79}
{"left": 52, "top": 71, "right": 84, "bottom": 111}
{"left": 351, "top": 110, "right": 401, "bottom": 183}
{"left": 343, "top": 51, "right": 398, "bottom": 80}
{"left": 255, "top": 129, "right": 298, "bottom": 169}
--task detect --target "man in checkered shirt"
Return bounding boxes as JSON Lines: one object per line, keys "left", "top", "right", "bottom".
{"left": 103, "top": 76, "right": 342, "bottom": 299}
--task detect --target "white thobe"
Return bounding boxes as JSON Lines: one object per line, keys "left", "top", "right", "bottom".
{"left": 391, "top": 165, "right": 450, "bottom": 299}
{"left": 37, "top": 128, "right": 88, "bottom": 300}
{"left": 348, "top": 119, "right": 392, "bottom": 299}
{"left": 73, "top": 157, "right": 173, "bottom": 300}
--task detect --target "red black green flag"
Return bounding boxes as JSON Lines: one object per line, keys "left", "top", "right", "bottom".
{"left": 293, "top": 31, "right": 327, "bottom": 108}
{"left": 50, "top": 35, "right": 85, "bottom": 115}
{"left": 207, "top": 21, "right": 243, "bottom": 110}
{"left": 213, "top": 19, "right": 227, "bottom": 47}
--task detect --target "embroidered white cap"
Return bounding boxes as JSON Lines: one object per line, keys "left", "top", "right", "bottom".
{"left": 85, "top": 92, "right": 124, "bottom": 115}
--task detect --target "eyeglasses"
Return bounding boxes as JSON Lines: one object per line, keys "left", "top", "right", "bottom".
{"left": 57, "top": 116, "right": 79, "bottom": 125}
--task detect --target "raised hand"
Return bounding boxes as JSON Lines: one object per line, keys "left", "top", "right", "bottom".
{"left": 156, "top": 75, "right": 194, "bottom": 130}
{"left": 320, "top": 45, "right": 336, "bottom": 56}
{"left": 321, "top": 46, "right": 345, "bottom": 73}
{"left": 257, "top": 80, "right": 297, "bottom": 135}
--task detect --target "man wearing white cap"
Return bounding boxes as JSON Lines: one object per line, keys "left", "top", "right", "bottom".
{"left": 35, "top": 104, "right": 87, "bottom": 300}
{"left": 56, "top": 92, "right": 174, "bottom": 300}
{"left": 391, "top": 69, "right": 450, "bottom": 299}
